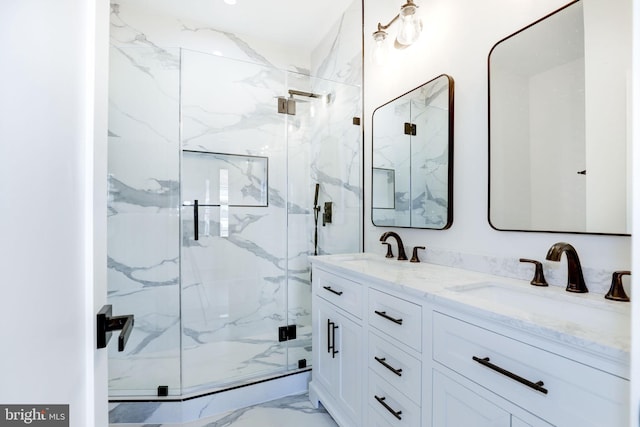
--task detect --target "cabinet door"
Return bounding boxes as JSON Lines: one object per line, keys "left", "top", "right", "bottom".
{"left": 433, "top": 370, "right": 510, "bottom": 427}
{"left": 335, "top": 307, "right": 362, "bottom": 425}
{"left": 315, "top": 301, "right": 339, "bottom": 392}
{"left": 314, "top": 300, "right": 362, "bottom": 426}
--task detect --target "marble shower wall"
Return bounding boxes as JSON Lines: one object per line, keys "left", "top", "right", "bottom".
{"left": 107, "top": 1, "right": 362, "bottom": 397}
{"left": 309, "top": 0, "right": 364, "bottom": 255}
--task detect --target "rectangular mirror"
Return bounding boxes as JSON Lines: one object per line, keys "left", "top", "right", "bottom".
{"left": 372, "top": 74, "right": 454, "bottom": 229}
{"left": 488, "top": 0, "right": 631, "bottom": 235}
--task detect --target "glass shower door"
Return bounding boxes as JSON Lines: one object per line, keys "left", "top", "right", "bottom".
{"left": 179, "top": 49, "right": 290, "bottom": 393}
{"left": 107, "top": 45, "right": 182, "bottom": 397}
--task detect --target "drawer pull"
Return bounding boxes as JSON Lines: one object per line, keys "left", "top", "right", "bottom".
{"left": 323, "top": 286, "right": 343, "bottom": 296}
{"left": 374, "top": 356, "right": 403, "bottom": 376}
{"left": 472, "top": 356, "right": 548, "bottom": 395}
{"left": 375, "top": 310, "right": 403, "bottom": 325}
{"left": 374, "top": 395, "right": 402, "bottom": 420}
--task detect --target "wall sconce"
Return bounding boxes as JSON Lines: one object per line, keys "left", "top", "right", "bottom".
{"left": 372, "top": 0, "right": 423, "bottom": 65}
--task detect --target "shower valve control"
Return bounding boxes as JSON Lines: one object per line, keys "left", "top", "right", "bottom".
{"left": 323, "top": 202, "right": 333, "bottom": 226}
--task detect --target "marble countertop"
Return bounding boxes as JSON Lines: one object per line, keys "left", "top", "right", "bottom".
{"left": 310, "top": 252, "right": 631, "bottom": 367}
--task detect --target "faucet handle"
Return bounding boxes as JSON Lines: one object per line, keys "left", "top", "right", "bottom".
{"left": 519, "top": 258, "right": 549, "bottom": 287}
{"left": 382, "top": 242, "right": 394, "bottom": 258}
{"left": 605, "top": 271, "right": 631, "bottom": 302}
{"left": 410, "top": 246, "right": 426, "bottom": 263}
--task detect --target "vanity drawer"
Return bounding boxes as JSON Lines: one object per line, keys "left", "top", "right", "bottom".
{"left": 432, "top": 311, "right": 629, "bottom": 427}
{"left": 368, "top": 371, "right": 421, "bottom": 427}
{"left": 368, "top": 288, "right": 422, "bottom": 352}
{"left": 369, "top": 332, "right": 421, "bottom": 404}
{"left": 314, "top": 269, "right": 363, "bottom": 319}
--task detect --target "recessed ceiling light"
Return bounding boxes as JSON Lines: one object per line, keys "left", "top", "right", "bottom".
{"left": 224, "top": 0, "right": 237, "bottom": 5}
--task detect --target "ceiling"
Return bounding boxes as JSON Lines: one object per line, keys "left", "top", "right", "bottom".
{"left": 123, "top": 0, "right": 353, "bottom": 50}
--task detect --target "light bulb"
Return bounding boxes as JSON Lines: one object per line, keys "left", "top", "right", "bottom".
{"left": 396, "top": 3, "right": 422, "bottom": 46}
{"left": 371, "top": 30, "right": 389, "bottom": 66}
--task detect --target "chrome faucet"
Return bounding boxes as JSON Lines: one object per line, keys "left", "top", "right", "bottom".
{"left": 380, "top": 231, "right": 408, "bottom": 261}
{"left": 545, "top": 242, "right": 588, "bottom": 293}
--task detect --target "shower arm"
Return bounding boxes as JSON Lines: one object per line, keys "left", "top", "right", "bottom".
{"left": 288, "top": 89, "right": 322, "bottom": 99}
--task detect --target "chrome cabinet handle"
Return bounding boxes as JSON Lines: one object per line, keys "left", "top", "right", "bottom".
{"left": 374, "top": 310, "right": 403, "bottom": 325}
{"left": 374, "top": 395, "right": 402, "bottom": 420}
{"left": 323, "top": 286, "right": 343, "bottom": 296}
{"left": 472, "top": 356, "right": 548, "bottom": 394}
{"left": 374, "top": 356, "right": 403, "bottom": 376}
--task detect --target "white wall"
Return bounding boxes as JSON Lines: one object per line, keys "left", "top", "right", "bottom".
{"left": 630, "top": 0, "right": 639, "bottom": 423}
{"left": 364, "top": 0, "right": 631, "bottom": 278}
{"left": 0, "top": 0, "right": 109, "bottom": 426}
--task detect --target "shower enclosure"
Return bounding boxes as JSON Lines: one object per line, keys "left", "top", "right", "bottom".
{"left": 107, "top": 46, "right": 362, "bottom": 397}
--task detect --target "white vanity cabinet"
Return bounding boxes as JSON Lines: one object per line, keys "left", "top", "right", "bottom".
{"left": 431, "top": 309, "right": 629, "bottom": 427}
{"left": 309, "top": 268, "right": 364, "bottom": 427}
{"left": 309, "top": 256, "right": 630, "bottom": 427}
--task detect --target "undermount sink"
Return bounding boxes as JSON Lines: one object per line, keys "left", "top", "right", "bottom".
{"left": 324, "top": 253, "right": 390, "bottom": 268}
{"left": 324, "top": 253, "right": 377, "bottom": 262}
{"left": 450, "top": 281, "right": 629, "bottom": 333}
{"left": 340, "top": 257, "right": 393, "bottom": 271}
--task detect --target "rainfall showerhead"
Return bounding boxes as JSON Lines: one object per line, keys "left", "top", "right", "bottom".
{"left": 277, "top": 88, "right": 334, "bottom": 115}
{"left": 288, "top": 89, "right": 333, "bottom": 104}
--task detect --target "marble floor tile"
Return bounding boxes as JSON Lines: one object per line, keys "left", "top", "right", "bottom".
{"left": 110, "top": 393, "right": 337, "bottom": 427}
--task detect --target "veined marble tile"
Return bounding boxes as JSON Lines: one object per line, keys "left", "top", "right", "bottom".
{"left": 110, "top": 393, "right": 336, "bottom": 427}
{"left": 183, "top": 394, "right": 337, "bottom": 427}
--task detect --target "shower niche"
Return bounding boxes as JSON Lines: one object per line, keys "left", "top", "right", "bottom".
{"left": 107, "top": 46, "right": 362, "bottom": 398}
{"left": 182, "top": 151, "right": 269, "bottom": 208}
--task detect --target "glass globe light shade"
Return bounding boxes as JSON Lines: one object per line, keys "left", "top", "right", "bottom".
{"left": 371, "top": 30, "right": 389, "bottom": 65}
{"left": 396, "top": 3, "right": 422, "bottom": 46}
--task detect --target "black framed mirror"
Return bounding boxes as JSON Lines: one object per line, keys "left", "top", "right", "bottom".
{"left": 488, "top": 0, "right": 630, "bottom": 235}
{"left": 372, "top": 74, "right": 454, "bottom": 229}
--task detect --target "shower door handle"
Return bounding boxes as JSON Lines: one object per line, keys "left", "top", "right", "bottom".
{"left": 193, "top": 199, "right": 199, "bottom": 241}
{"left": 97, "top": 304, "right": 134, "bottom": 352}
